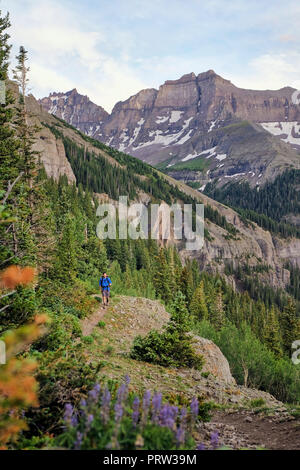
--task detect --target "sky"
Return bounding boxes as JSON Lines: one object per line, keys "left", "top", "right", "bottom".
{"left": 2, "top": 0, "right": 300, "bottom": 112}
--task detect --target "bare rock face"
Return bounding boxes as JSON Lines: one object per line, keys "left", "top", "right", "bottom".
{"left": 191, "top": 334, "right": 235, "bottom": 385}
{"left": 40, "top": 71, "right": 300, "bottom": 190}
{"left": 39, "top": 89, "right": 109, "bottom": 138}
{"left": 32, "top": 126, "right": 76, "bottom": 183}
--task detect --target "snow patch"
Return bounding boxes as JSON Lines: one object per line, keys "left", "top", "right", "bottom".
{"left": 215, "top": 153, "right": 227, "bottom": 161}
{"left": 260, "top": 121, "right": 300, "bottom": 146}
{"left": 156, "top": 115, "right": 169, "bottom": 124}
{"left": 169, "top": 110, "right": 184, "bottom": 123}
{"left": 208, "top": 120, "right": 217, "bottom": 132}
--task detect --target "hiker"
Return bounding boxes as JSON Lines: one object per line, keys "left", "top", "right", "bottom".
{"left": 99, "top": 272, "right": 112, "bottom": 307}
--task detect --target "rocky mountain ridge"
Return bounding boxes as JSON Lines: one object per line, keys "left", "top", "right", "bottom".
{"left": 39, "top": 70, "right": 300, "bottom": 190}
{"left": 19, "top": 85, "right": 300, "bottom": 290}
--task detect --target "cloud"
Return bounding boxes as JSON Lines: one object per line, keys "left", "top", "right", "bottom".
{"left": 6, "top": 0, "right": 149, "bottom": 111}
{"left": 230, "top": 52, "right": 300, "bottom": 91}
{"left": 4, "top": 0, "right": 300, "bottom": 112}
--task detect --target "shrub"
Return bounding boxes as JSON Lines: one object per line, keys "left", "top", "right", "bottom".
{"left": 131, "top": 292, "right": 203, "bottom": 370}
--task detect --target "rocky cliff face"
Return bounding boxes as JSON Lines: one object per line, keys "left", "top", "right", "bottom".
{"left": 39, "top": 88, "right": 109, "bottom": 138}
{"left": 39, "top": 71, "right": 300, "bottom": 190}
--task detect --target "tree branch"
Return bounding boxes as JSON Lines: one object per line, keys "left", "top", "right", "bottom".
{"left": 1, "top": 172, "right": 24, "bottom": 205}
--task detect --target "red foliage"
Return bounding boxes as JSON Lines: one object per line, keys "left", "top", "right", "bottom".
{"left": 0, "top": 265, "right": 36, "bottom": 289}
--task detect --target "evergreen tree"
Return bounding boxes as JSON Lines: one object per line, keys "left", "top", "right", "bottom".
{"left": 55, "top": 214, "right": 77, "bottom": 282}
{"left": 210, "top": 287, "right": 225, "bottom": 330}
{"left": 189, "top": 280, "right": 208, "bottom": 320}
{"left": 280, "top": 299, "right": 300, "bottom": 356}
{"left": 263, "top": 306, "right": 283, "bottom": 357}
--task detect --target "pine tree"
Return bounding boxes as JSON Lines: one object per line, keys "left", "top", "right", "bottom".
{"left": 55, "top": 214, "right": 77, "bottom": 282}
{"left": 179, "top": 266, "right": 193, "bottom": 305}
{"left": 263, "top": 306, "right": 282, "bottom": 357}
{"left": 210, "top": 287, "right": 225, "bottom": 330}
{"left": 280, "top": 299, "right": 300, "bottom": 356}
{"left": 153, "top": 248, "right": 172, "bottom": 304}
{"left": 0, "top": 12, "right": 21, "bottom": 190}
{"left": 189, "top": 280, "right": 208, "bottom": 320}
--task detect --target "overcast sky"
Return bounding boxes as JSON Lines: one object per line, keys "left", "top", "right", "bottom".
{"left": 3, "top": 0, "right": 300, "bottom": 112}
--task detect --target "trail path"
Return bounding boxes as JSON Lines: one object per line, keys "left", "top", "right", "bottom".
{"left": 80, "top": 296, "right": 107, "bottom": 336}
{"left": 197, "top": 409, "right": 300, "bottom": 450}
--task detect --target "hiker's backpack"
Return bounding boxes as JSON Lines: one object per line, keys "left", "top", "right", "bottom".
{"left": 99, "top": 276, "right": 110, "bottom": 288}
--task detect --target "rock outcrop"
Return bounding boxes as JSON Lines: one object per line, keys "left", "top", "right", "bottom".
{"left": 191, "top": 335, "right": 235, "bottom": 385}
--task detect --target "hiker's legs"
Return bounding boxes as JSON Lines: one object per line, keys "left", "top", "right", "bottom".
{"left": 101, "top": 289, "right": 106, "bottom": 306}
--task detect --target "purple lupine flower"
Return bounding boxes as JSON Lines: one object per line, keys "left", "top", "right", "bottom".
{"left": 116, "top": 383, "right": 127, "bottom": 403}
{"left": 124, "top": 375, "right": 130, "bottom": 385}
{"left": 190, "top": 397, "right": 199, "bottom": 420}
{"left": 176, "top": 426, "right": 185, "bottom": 447}
{"left": 210, "top": 431, "right": 219, "bottom": 450}
{"left": 180, "top": 406, "right": 187, "bottom": 423}
{"left": 140, "top": 390, "right": 151, "bottom": 427}
{"left": 132, "top": 396, "right": 140, "bottom": 427}
{"left": 159, "top": 404, "right": 178, "bottom": 430}
{"left": 143, "top": 390, "right": 151, "bottom": 411}
{"left": 88, "top": 383, "right": 101, "bottom": 405}
{"left": 196, "top": 443, "right": 206, "bottom": 450}
{"left": 71, "top": 414, "right": 78, "bottom": 427}
{"left": 114, "top": 403, "right": 123, "bottom": 423}
{"left": 151, "top": 392, "right": 162, "bottom": 423}
{"left": 85, "top": 413, "right": 94, "bottom": 432}
{"left": 100, "top": 387, "right": 111, "bottom": 425}
{"left": 80, "top": 398, "right": 87, "bottom": 409}
{"left": 64, "top": 403, "right": 74, "bottom": 427}
{"left": 74, "top": 431, "right": 83, "bottom": 450}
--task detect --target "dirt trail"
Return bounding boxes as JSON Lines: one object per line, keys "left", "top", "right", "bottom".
{"left": 80, "top": 297, "right": 107, "bottom": 336}
{"left": 198, "top": 409, "right": 300, "bottom": 450}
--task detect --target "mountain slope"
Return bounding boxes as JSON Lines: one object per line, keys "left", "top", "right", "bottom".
{"left": 39, "top": 70, "right": 300, "bottom": 190}
{"left": 27, "top": 88, "right": 300, "bottom": 290}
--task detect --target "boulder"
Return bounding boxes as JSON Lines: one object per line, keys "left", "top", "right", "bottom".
{"left": 191, "top": 334, "right": 235, "bottom": 385}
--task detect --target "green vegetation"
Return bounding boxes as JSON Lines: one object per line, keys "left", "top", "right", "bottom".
{"left": 131, "top": 292, "right": 204, "bottom": 369}
{"left": 205, "top": 169, "right": 300, "bottom": 238}
{"left": 165, "top": 156, "right": 209, "bottom": 172}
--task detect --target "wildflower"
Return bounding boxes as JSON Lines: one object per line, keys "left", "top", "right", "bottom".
{"left": 88, "top": 383, "right": 101, "bottom": 405}
{"left": 151, "top": 392, "right": 162, "bottom": 423}
{"left": 196, "top": 443, "right": 206, "bottom": 450}
{"left": 100, "top": 387, "right": 111, "bottom": 425}
{"left": 74, "top": 431, "right": 83, "bottom": 450}
{"left": 210, "top": 431, "right": 219, "bottom": 450}
{"left": 63, "top": 403, "right": 74, "bottom": 428}
{"left": 159, "top": 404, "right": 178, "bottom": 430}
{"left": 114, "top": 403, "right": 123, "bottom": 424}
{"left": 190, "top": 397, "right": 199, "bottom": 420}
{"left": 132, "top": 396, "right": 140, "bottom": 427}
{"left": 116, "top": 383, "right": 127, "bottom": 404}
{"left": 180, "top": 406, "right": 187, "bottom": 424}
{"left": 85, "top": 414, "right": 94, "bottom": 432}
{"left": 141, "top": 390, "right": 151, "bottom": 427}
{"left": 124, "top": 375, "right": 130, "bottom": 385}
{"left": 176, "top": 426, "right": 185, "bottom": 447}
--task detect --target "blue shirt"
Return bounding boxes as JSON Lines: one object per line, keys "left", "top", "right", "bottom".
{"left": 99, "top": 277, "right": 112, "bottom": 291}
